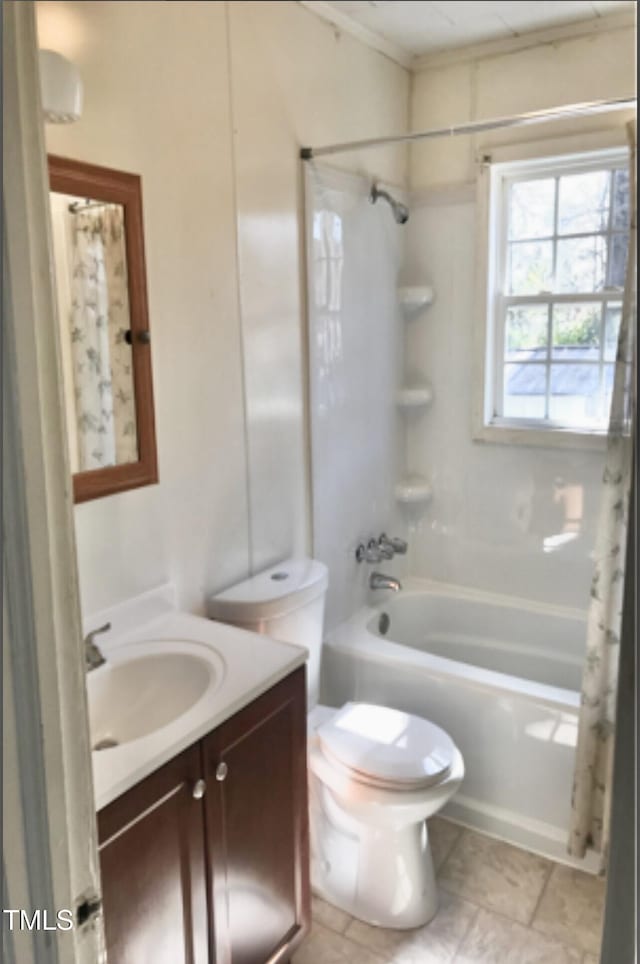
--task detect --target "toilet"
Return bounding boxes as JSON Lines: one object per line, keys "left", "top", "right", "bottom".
{"left": 208, "top": 557, "right": 464, "bottom": 930}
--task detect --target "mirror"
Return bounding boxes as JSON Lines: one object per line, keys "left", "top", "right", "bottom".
{"left": 48, "top": 156, "right": 158, "bottom": 502}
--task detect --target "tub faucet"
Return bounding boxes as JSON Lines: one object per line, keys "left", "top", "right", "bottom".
{"left": 369, "top": 572, "right": 402, "bottom": 592}
{"left": 84, "top": 622, "right": 110, "bottom": 672}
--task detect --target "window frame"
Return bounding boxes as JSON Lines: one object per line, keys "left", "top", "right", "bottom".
{"left": 473, "top": 130, "right": 630, "bottom": 450}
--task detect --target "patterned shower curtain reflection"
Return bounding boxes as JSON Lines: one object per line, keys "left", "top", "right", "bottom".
{"left": 569, "top": 120, "right": 636, "bottom": 868}
{"left": 70, "top": 204, "right": 138, "bottom": 471}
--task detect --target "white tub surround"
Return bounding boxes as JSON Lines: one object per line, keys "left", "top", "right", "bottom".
{"left": 305, "top": 164, "right": 407, "bottom": 634}
{"left": 402, "top": 197, "right": 608, "bottom": 611}
{"left": 322, "top": 580, "right": 599, "bottom": 872}
{"left": 85, "top": 585, "right": 307, "bottom": 810}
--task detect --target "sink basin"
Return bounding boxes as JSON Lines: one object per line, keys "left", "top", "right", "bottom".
{"left": 88, "top": 642, "right": 223, "bottom": 750}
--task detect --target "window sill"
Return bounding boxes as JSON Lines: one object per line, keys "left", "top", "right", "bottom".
{"left": 473, "top": 419, "right": 608, "bottom": 451}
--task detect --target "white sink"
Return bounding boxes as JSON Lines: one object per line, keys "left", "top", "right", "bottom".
{"left": 88, "top": 641, "right": 224, "bottom": 751}
{"left": 83, "top": 595, "right": 307, "bottom": 810}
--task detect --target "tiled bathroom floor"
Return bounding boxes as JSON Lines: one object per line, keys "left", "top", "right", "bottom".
{"left": 293, "top": 818, "right": 605, "bottom": 964}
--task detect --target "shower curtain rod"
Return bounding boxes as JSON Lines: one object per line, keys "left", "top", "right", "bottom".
{"left": 299, "top": 96, "right": 636, "bottom": 160}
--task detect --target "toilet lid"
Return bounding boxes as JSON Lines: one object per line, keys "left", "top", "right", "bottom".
{"left": 317, "top": 703, "right": 454, "bottom": 789}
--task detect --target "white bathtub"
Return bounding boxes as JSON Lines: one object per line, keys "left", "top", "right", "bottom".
{"left": 321, "top": 580, "right": 598, "bottom": 871}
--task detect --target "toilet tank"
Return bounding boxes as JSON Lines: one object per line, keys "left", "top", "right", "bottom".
{"left": 207, "top": 558, "right": 328, "bottom": 708}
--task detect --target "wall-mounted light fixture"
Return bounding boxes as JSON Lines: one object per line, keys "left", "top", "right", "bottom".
{"left": 39, "top": 49, "right": 83, "bottom": 124}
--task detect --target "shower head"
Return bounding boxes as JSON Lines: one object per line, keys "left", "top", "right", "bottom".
{"left": 369, "top": 183, "right": 409, "bottom": 224}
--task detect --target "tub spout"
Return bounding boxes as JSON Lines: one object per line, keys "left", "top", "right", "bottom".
{"left": 370, "top": 572, "right": 402, "bottom": 592}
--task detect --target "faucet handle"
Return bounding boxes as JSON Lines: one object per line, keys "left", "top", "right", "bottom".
{"left": 84, "top": 622, "right": 110, "bottom": 673}
{"left": 380, "top": 533, "right": 408, "bottom": 555}
{"left": 84, "top": 621, "right": 111, "bottom": 645}
{"left": 365, "top": 540, "right": 383, "bottom": 563}
{"left": 355, "top": 541, "right": 383, "bottom": 563}
{"left": 377, "top": 537, "right": 394, "bottom": 560}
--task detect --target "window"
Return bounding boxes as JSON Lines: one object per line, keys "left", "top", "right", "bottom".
{"left": 481, "top": 148, "right": 629, "bottom": 441}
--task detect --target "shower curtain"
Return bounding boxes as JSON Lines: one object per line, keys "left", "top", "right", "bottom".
{"left": 569, "top": 120, "right": 636, "bottom": 867}
{"left": 70, "top": 204, "right": 138, "bottom": 471}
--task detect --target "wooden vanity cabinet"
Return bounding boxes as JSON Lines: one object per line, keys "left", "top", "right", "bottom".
{"left": 203, "top": 668, "right": 310, "bottom": 964}
{"left": 97, "top": 667, "right": 309, "bottom": 964}
{"left": 97, "top": 743, "right": 209, "bottom": 964}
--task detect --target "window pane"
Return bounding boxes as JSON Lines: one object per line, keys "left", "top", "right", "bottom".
{"left": 504, "top": 363, "right": 546, "bottom": 418}
{"left": 552, "top": 304, "right": 601, "bottom": 360}
{"left": 604, "top": 304, "right": 622, "bottom": 361}
{"left": 505, "top": 305, "right": 548, "bottom": 361}
{"left": 608, "top": 232, "right": 629, "bottom": 288}
{"left": 549, "top": 364, "right": 601, "bottom": 425}
{"left": 556, "top": 235, "right": 606, "bottom": 292}
{"left": 612, "top": 168, "right": 630, "bottom": 230}
{"left": 558, "top": 170, "right": 610, "bottom": 234}
{"left": 509, "top": 178, "right": 555, "bottom": 239}
{"left": 508, "top": 240, "right": 553, "bottom": 294}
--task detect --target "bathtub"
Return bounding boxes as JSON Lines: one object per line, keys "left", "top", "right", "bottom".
{"left": 321, "top": 580, "right": 598, "bottom": 871}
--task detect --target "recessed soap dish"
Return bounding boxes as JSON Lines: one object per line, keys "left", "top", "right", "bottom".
{"left": 395, "top": 476, "right": 433, "bottom": 505}
{"left": 396, "top": 384, "right": 433, "bottom": 410}
{"left": 398, "top": 286, "right": 434, "bottom": 315}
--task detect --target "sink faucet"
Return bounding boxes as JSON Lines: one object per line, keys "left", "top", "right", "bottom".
{"left": 369, "top": 572, "right": 402, "bottom": 592}
{"left": 84, "top": 622, "right": 110, "bottom": 672}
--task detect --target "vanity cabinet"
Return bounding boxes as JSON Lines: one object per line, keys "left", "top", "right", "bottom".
{"left": 203, "top": 668, "right": 309, "bottom": 964}
{"left": 97, "top": 668, "right": 309, "bottom": 964}
{"left": 97, "top": 743, "right": 209, "bottom": 964}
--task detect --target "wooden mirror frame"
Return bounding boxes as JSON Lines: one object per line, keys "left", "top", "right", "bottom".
{"left": 48, "top": 156, "right": 158, "bottom": 503}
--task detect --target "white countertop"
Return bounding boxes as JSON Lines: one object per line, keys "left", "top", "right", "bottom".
{"left": 87, "top": 585, "right": 307, "bottom": 811}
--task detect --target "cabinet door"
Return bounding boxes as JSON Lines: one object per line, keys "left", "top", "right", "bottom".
{"left": 97, "top": 744, "right": 208, "bottom": 964}
{"left": 204, "top": 668, "right": 310, "bottom": 964}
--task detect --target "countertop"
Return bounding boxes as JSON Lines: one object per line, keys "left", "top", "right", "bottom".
{"left": 87, "top": 586, "right": 307, "bottom": 810}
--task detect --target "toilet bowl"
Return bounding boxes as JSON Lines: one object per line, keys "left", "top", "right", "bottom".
{"left": 307, "top": 702, "right": 463, "bottom": 927}
{"left": 208, "top": 558, "right": 464, "bottom": 929}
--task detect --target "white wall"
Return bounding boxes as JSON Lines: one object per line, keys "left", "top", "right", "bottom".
{"left": 410, "top": 21, "right": 636, "bottom": 191}
{"left": 37, "top": 0, "right": 409, "bottom": 617}
{"left": 405, "top": 20, "right": 635, "bottom": 609}
{"left": 39, "top": 1, "right": 251, "bottom": 616}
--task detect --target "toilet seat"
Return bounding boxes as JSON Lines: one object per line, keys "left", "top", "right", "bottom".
{"left": 317, "top": 702, "right": 454, "bottom": 791}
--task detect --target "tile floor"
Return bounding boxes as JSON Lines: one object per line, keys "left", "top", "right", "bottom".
{"left": 293, "top": 818, "right": 605, "bottom": 964}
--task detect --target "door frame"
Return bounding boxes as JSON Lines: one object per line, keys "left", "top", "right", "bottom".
{"left": 3, "top": 3, "right": 104, "bottom": 961}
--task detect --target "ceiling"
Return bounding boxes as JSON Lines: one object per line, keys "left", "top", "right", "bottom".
{"left": 321, "top": 1, "right": 636, "bottom": 59}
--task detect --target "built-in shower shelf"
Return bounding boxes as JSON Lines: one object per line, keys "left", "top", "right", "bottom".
{"left": 395, "top": 476, "right": 433, "bottom": 505}
{"left": 396, "top": 384, "right": 433, "bottom": 411}
{"left": 398, "top": 286, "right": 434, "bottom": 316}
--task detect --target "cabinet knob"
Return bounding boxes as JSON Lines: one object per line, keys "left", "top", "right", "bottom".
{"left": 124, "top": 329, "right": 151, "bottom": 346}
{"left": 215, "top": 762, "right": 228, "bottom": 782}
{"left": 192, "top": 779, "right": 206, "bottom": 799}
